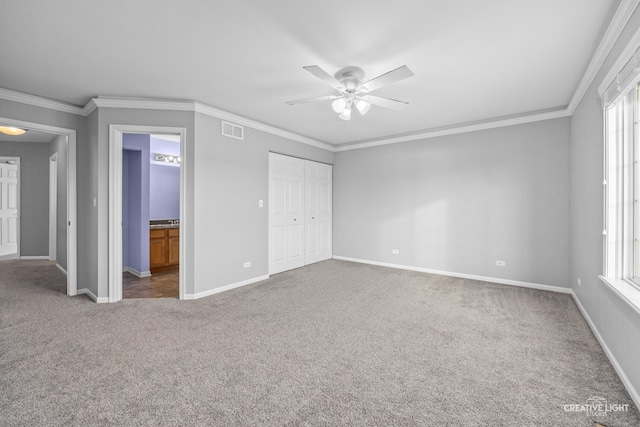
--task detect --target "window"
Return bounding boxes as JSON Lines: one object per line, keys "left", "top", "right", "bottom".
{"left": 603, "top": 84, "right": 638, "bottom": 285}
{"left": 601, "top": 51, "right": 640, "bottom": 314}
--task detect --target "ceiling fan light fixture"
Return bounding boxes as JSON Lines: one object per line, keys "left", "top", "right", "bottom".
{"left": 355, "top": 99, "right": 371, "bottom": 116}
{"left": 331, "top": 97, "right": 347, "bottom": 113}
{"left": 338, "top": 105, "right": 352, "bottom": 121}
{"left": 0, "top": 126, "right": 27, "bottom": 136}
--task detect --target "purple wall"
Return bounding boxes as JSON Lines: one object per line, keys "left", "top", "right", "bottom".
{"left": 150, "top": 164, "right": 180, "bottom": 219}
{"left": 150, "top": 136, "right": 180, "bottom": 220}
{"left": 122, "top": 134, "right": 151, "bottom": 273}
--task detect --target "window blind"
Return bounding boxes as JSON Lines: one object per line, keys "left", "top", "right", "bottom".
{"left": 603, "top": 48, "right": 640, "bottom": 107}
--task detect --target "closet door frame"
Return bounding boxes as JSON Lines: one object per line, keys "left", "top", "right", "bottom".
{"left": 268, "top": 152, "right": 332, "bottom": 275}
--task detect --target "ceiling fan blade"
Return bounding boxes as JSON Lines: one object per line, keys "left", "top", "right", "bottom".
{"left": 358, "top": 65, "right": 414, "bottom": 93}
{"left": 364, "top": 95, "right": 409, "bottom": 111}
{"left": 285, "top": 95, "right": 342, "bottom": 105}
{"left": 303, "top": 65, "right": 345, "bottom": 91}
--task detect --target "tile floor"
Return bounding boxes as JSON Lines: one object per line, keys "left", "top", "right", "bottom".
{"left": 122, "top": 269, "right": 179, "bottom": 299}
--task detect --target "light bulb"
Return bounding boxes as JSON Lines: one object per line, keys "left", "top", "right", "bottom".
{"left": 355, "top": 99, "right": 371, "bottom": 116}
{"left": 332, "top": 98, "right": 347, "bottom": 113}
{"left": 0, "top": 126, "right": 26, "bottom": 136}
{"left": 338, "top": 106, "right": 352, "bottom": 120}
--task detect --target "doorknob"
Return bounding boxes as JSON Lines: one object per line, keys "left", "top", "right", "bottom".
{"left": 293, "top": 218, "right": 297, "bottom": 221}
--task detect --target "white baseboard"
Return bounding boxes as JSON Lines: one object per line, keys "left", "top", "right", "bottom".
{"left": 56, "top": 263, "right": 67, "bottom": 275}
{"left": 183, "top": 275, "right": 270, "bottom": 300}
{"left": 20, "top": 256, "right": 49, "bottom": 260}
{"left": 77, "top": 288, "right": 108, "bottom": 303}
{"left": 0, "top": 253, "right": 18, "bottom": 261}
{"left": 332, "top": 256, "right": 572, "bottom": 294}
{"left": 122, "top": 267, "right": 151, "bottom": 278}
{"left": 571, "top": 292, "right": 640, "bottom": 410}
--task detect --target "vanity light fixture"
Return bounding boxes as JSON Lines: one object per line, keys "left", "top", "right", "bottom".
{"left": 0, "top": 126, "right": 27, "bottom": 136}
{"left": 154, "top": 153, "right": 181, "bottom": 164}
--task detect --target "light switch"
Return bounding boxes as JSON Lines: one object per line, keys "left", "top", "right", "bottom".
{"left": 259, "top": 199, "right": 263, "bottom": 207}
{"left": 93, "top": 197, "right": 97, "bottom": 207}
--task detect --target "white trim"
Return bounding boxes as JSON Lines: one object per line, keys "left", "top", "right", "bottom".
{"left": 108, "top": 125, "right": 123, "bottom": 303}
{"left": 109, "top": 124, "right": 187, "bottom": 302}
{"left": 334, "top": 109, "right": 570, "bottom": 152}
{"left": 571, "top": 291, "right": 640, "bottom": 410}
{"left": 19, "top": 256, "right": 50, "bottom": 260}
{"left": 56, "top": 263, "right": 67, "bottom": 275}
{"left": 82, "top": 99, "right": 98, "bottom": 116}
{"left": 194, "top": 102, "right": 334, "bottom": 151}
{"left": 0, "top": 254, "right": 18, "bottom": 261}
{"left": 0, "top": 117, "right": 78, "bottom": 297}
{"left": 183, "top": 275, "right": 269, "bottom": 300}
{"left": 571, "top": 0, "right": 640, "bottom": 112}
{"left": 77, "top": 288, "right": 108, "bottom": 303}
{"left": 597, "top": 0, "right": 640, "bottom": 97}
{"left": 332, "top": 256, "right": 572, "bottom": 294}
{"left": 49, "top": 153, "right": 57, "bottom": 262}
{"left": 94, "top": 97, "right": 194, "bottom": 112}
{"left": 122, "top": 266, "right": 151, "bottom": 278}
{"left": 599, "top": 275, "right": 640, "bottom": 316}
{"left": 0, "top": 88, "right": 85, "bottom": 115}
{"left": 598, "top": 26, "right": 640, "bottom": 98}
{"left": 90, "top": 98, "right": 334, "bottom": 151}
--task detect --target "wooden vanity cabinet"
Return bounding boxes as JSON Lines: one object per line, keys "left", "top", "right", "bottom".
{"left": 150, "top": 227, "right": 179, "bottom": 272}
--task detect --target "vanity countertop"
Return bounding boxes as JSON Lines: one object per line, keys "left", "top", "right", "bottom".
{"left": 150, "top": 219, "right": 179, "bottom": 229}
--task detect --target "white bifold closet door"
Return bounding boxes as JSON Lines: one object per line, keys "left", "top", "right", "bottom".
{"left": 269, "top": 153, "right": 332, "bottom": 275}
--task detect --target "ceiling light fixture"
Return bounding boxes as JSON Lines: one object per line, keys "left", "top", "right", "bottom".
{"left": 0, "top": 126, "right": 27, "bottom": 136}
{"left": 154, "top": 153, "right": 181, "bottom": 164}
{"left": 286, "top": 65, "right": 414, "bottom": 121}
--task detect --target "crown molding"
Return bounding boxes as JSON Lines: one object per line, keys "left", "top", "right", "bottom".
{"left": 193, "top": 102, "right": 335, "bottom": 152}
{"left": 92, "top": 97, "right": 194, "bottom": 112}
{"left": 0, "top": 87, "right": 85, "bottom": 116}
{"left": 598, "top": 24, "right": 640, "bottom": 97}
{"left": 568, "top": 0, "right": 640, "bottom": 114}
{"left": 335, "top": 108, "right": 571, "bottom": 152}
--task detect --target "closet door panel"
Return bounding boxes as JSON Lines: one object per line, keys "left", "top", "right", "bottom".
{"left": 304, "top": 160, "right": 332, "bottom": 265}
{"left": 269, "top": 153, "right": 305, "bottom": 274}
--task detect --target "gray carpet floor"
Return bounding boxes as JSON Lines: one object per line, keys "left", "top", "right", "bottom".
{"left": 1, "top": 259, "right": 639, "bottom": 426}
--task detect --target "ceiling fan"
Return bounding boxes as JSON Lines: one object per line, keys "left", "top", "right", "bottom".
{"left": 286, "top": 65, "right": 414, "bottom": 120}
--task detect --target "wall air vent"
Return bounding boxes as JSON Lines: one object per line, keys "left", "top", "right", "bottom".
{"left": 221, "top": 121, "right": 244, "bottom": 140}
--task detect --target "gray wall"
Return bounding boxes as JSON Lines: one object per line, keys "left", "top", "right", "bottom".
{"left": 334, "top": 118, "right": 571, "bottom": 288}
{"left": 0, "top": 98, "right": 87, "bottom": 290}
{"left": 0, "top": 140, "right": 50, "bottom": 257}
{"left": 50, "top": 134, "right": 67, "bottom": 270}
{"left": 193, "top": 113, "right": 334, "bottom": 294}
{"left": 571, "top": 5, "right": 640, "bottom": 397}
{"left": 91, "top": 108, "right": 334, "bottom": 298}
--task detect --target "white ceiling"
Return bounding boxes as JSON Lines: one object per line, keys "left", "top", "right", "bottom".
{"left": 0, "top": 0, "right": 620, "bottom": 146}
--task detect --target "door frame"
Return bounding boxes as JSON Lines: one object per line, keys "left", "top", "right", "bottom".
{"left": 0, "top": 117, "right": 77, "bottom": 296}
{"left": 49, "top": 153, "right": 57, "bottom": 261}
{"left": 108, "top": 124, "right": 187, "bottom": 302}
{"left": 0, "top": 156, "right": 20, "bottom": 260}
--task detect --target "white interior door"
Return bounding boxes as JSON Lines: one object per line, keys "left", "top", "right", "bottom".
{"left": 269, "top": 153, "right": 305, "bottom": 275}
{"left": 0, "top": 161, "right": 19, "bottom": 258}
{"left": 304, "top": 160, "right": 332, "bottom": 265}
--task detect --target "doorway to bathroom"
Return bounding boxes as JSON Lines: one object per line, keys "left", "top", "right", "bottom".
{"left": 109, "top": 125, "right": 186, "bottom": 302}
{"left": 121, "top": 133, "right": 181, "bottom": 299}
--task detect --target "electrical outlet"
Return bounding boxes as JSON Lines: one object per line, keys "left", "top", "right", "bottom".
{"left": 496, "top": 260, "right": 506, "bottom": 267}
{"left": 392, "top": 249, "right": 400, "bottom": 255}
{"left": 577, "top": 277, "right": 582, "bottom": 286}
{"left": 243, "top": 262, "right": 251, "bottom": 268}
